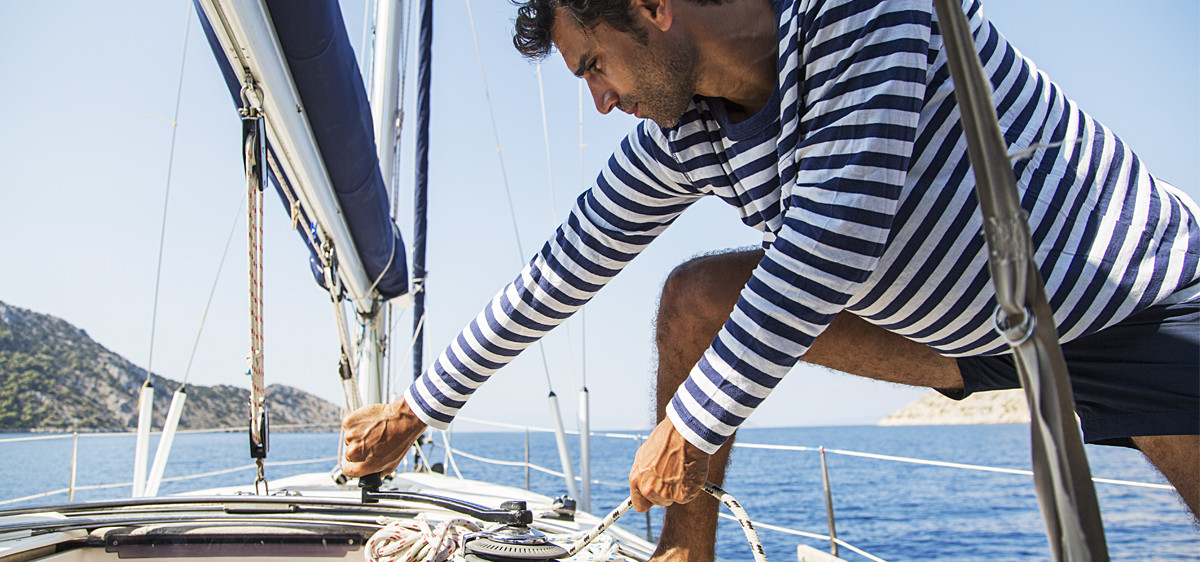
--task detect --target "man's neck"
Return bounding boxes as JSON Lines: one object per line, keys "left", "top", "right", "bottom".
{"left": 677, "top": 0, "right": 778, "bottom": 122}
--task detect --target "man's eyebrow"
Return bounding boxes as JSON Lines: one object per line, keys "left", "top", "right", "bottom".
{"left": 571, "top": 53, "right": 592, "bottom": 77}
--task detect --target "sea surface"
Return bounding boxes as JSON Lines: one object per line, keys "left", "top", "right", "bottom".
{"left": 1, "top": 425, "right": 1195, "bottom": 560}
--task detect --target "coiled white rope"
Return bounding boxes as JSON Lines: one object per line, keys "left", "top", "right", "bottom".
{"left": 366, "top": 513, "right": 482, "bottom": 562}
{"left": 364, "top": 484, "right": 767, "bottom": 562}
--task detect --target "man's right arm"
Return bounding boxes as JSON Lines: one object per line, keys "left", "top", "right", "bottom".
{"left": 405, "top": 124, "right": 704, "bottom": 430}
{"left": 341, "top": 397, "right": 427, "bottom": 477}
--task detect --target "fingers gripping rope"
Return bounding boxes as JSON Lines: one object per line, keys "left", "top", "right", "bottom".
{"left": 565, "top": 483, "right": 767, "bottom": 562}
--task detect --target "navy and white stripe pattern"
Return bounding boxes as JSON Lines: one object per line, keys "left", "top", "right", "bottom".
{"left": 408, "top": 0, "right": 1200, "bottom": 454}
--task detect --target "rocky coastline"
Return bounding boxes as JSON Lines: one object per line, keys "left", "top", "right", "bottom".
{"left": 0, "top": 300, "right": 342, "bottom": 433}
{"left": 878, "top": 388, "right": 1030, "bottom": 426}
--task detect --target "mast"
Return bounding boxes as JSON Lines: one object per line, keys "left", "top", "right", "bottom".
{"left": 412, "top": 0, "right": 432, "bottom": 381}
{"left": 370, "top": 0, "right": 406, "bottom": 403}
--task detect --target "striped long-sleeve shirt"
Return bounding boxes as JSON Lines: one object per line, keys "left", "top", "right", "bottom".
{"left": 406, "top": 0, "right": 1200, "bottom": 454}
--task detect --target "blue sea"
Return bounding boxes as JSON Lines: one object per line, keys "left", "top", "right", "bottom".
{"left": 1, "top": 426, "right": 1195, "bottom": 560}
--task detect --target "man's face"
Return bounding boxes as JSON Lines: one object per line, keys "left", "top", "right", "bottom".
{"left": 550, "top": 7, "right": 697, "bottom": 128}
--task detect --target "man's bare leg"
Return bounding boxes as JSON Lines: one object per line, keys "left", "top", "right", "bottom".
{"left": 651, "top": 251, "right": 755, "bottom": 561}
{"left": 1132, "top": 434, "right": 1199, "bottom": 519}
{"left": 650, "top": 249, "right": 963, "bottom": 560}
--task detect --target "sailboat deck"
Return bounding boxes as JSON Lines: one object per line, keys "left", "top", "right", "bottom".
{"left": 0, "top": 471, "right": 656, "bottom": 562}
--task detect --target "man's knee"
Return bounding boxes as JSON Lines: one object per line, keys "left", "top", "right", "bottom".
{"left": 658, "top": 249, "right": 763, "bottom": 331}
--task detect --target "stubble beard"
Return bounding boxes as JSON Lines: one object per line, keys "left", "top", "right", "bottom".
{"left": 622, "top": 40, "right": 699, "bottom": 129}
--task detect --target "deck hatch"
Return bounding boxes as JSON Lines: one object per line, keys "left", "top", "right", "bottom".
{"left": 104, "top": 532, "right": 361, "bottom": 558}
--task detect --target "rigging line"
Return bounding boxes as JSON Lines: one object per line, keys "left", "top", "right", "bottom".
{"left": 362, "top": 0, "right": 414, "bottom": 299}
{"left": 266, "top": 149, "right": 361, "bottom": 393}
{"left": 388, "top": 302, "right": 413, "bottom": 334}
{"left": 407, "top": 313, "right": 427, "bottom": 354}
{"left": 386, "top": 310, "right": 424, "bottom": 387}
{"left": 366, "top": 224, "right": 402, "bottom": 297}
{"left": 535, "top": 63, "right": 559, "bottom": 221}
{"left": 181, "top": 193, "right": 246, "bottom": 385}
{"left": 462, "top": 0, "right": 555, "bottom": 390}
{"left": 144, "top": 3, "right": 193, "bottom": 382}
{"left": 578, "top": 80, "right": 586, "bottom": 193}
{"left": 266, "top": 156, "right": 322, "bottom": 251}
{"left": 384, "top": 0, "right": 416, "bottom": 405}
{"left": 386, "top": 305, "right": 414, "bottom": 394}
{"left": 383, "top": 306, "right": 419, "bottom": 400}
{"left": 391, "top": 0, "right": 416, "bottom": 219}
{"left": 360, "top": 0, "right": 376, "bottom": 86}
{"left": 462, "top": 0, "right": 526, "bottom": 265}
{"left": 580, "top": 307, "right": 586, "bottom": 388}
{"left": 536, "top": 61, "right": 579, "bottom": 393}
{"left": 578, "top": 80, "right": 587, "bottom": 389}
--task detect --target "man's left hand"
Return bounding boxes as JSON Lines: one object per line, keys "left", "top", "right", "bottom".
{"left": 629, "top": 418, "right": 709, "bottom": 512}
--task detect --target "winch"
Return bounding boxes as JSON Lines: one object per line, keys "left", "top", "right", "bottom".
{"left": 459, "top": 504, "right": 569, "bottom": 562}
{"left": 359, "top": 474, "right": 569, "bottom": 561}
{"left": 358, "top": 475, "right": 766, "bottom": 562}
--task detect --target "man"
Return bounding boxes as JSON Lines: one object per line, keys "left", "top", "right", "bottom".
{"left": 344, "top": 0, "right": 1199, "bottom": 558}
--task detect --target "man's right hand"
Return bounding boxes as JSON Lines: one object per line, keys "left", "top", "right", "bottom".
{"left": 341, "top": 397, "right": 428, "bottom": 478}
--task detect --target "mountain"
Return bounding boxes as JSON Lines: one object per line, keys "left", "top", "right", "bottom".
{"left": 0, "top": 300, "right": 342, "bottom": 432}
{"left": 878, "top": 389, "right": 1030, "bottom": 426}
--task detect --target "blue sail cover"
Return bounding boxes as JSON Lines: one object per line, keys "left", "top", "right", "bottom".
{"left": 195, "top": 0, "right": 408, "bottom": 300}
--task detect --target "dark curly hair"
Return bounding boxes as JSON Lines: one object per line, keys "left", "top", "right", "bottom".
{"left": 512, "top": 0, "right": 724, "bottom": 61}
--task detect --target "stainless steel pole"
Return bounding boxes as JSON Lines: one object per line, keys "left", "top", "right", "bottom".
{"left": 820, "top": 447, "right": 838, "bottom": 557}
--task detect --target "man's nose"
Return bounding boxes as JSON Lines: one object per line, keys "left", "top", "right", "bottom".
{"left": 587, "top": 79, "right": 618, "bottom": 115}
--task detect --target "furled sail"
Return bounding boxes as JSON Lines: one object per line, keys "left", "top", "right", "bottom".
{"left": 195, "top": 0, "right": 408, "bottom": 300}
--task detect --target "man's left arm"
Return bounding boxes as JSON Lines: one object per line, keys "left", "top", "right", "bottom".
{"left": 632, "top": 0, "right": 933, "bottom": 509}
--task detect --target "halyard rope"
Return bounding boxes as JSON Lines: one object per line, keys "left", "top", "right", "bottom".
{"left": 240, "top": 83, "right": 268, "bottom": 493}
{"left": 245, "top": 118, "right": 266, "bottom": 452}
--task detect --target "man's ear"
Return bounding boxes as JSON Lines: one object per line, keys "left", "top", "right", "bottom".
{"left": 635, "top": 0, "right": 674, "bottom": 32}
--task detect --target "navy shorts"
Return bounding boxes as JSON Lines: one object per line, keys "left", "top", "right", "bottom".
{"left": 946, "top": 301, "right": 1199, "bottom": 448}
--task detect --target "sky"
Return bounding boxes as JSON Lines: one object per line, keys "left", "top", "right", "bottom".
{"left": 0, "top": 0, "right": 1196, "bottom": 435}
